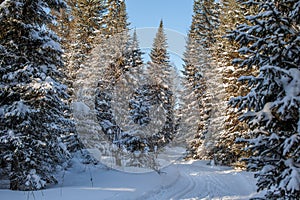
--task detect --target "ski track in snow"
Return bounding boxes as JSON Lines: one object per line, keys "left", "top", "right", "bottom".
{"left": 0, "top": 160, "right": 261, "bottom": 200}
{"left": 168, "top": 169, "right": 197, "bottom": 200}
{"left": 139, "top": 161, "right": 258, "bottom": 200}
{"left": 139, "top": 168, "right": 197, "bottom": 200}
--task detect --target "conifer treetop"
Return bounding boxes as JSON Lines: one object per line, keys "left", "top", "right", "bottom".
{"left": 149, "top": 19, "right": 170, "bottom": 65}
{"left": 132, "top": 29, "right": 139, "bottom": 49}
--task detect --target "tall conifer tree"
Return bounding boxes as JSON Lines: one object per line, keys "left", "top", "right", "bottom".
{"left": 145, "top": 20, "right": 175, "bottom": 148}
{"left": 0, "top": 0, "right": 74, "bottom": 190}
{"left": 208, "top": 0, "right": 257, "bottom": 167}
{"left": 183, "top": 0, "right": 208, "bottom": 159}
{"left": 230, "top": 0, "right": 300, "bottom": 198}
{"left": 185, "top": 0, "right": 221, "bottom": 160}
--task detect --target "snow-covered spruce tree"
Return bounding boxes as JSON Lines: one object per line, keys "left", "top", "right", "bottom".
{"left": 127, "top": 29, "right": 144, "bottom": 70}
{"left": 185, "top": 0, "right": 221, "bottom": 160}
{"left": 87, "top": 6, "right": 129, "bottom": 131}
{"left": 229, "top": 0, "right": 300, "bottom": 198}
{"left": 72, "top": 0, "right": 142, "bottom": 167}
{"left": 182, "top": 0, "right": 205, "bottom": 92}
{"left": 50, "top": 0, "right": 106, "bottom": 154}
{"left": 85, "top": 19, "right": 160, "bottom": 170}
{"left": 148, "top": 20, "right": 172, "bottom": 87}
{"left": 112, "top": 24, "right": 175, "bottom": 153}
{"left": 102, "top": 0, "right": 130, "bottom": 37}
{"left": 193, "top": 0, "right": 220, "bottom": 51}
{"left": 68, "top": 0, "right": 105, "bottom": 79}
{"left": 146, "top": 20, "right": 176, "bottom": 148}
{"left": 111, "top": 30, "right": 147, "bottom": 148}
{"left": 73, "top": 0, "right": 129, "bottom": 109}
{"left": 0, "top": 0, "right": 75, "bottom": 190}
{"left": 149, "top": 20, "right": 170, "bottom": 66}
{"left": 182, "top": 3, "right": 207, "bottom": 159}
{"left": 209, "top": 0, "right": 257, "bottom": 167}
{"left": 93, "top": 11, "right": 131, "bottom": 134}
{"left": 71, "top": 0, "right": 129, "bottom": 152}
{"left": 50, "top": 0, "right": 73, "bottom": 51}
{"left": 98, "top": 30, "right": 160, "bottom": 169}
{"left": 98, "top": 0, "right": 131, "bottom": 82}
{"left": 179, "top": 52, "right": 203, "bottom": 153}
{"left": 118, "top": 30, "right": 145, "bottom": 130}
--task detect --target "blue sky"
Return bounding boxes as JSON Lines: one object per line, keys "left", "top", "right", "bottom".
{"left": 126, "top": 0, "right": 194, "bottom": 70}
{"left": 126, "top": 0, "right": 193, "bottom": 35}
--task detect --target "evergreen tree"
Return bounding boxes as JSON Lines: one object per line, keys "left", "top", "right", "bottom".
{"left": 0, "top": 0, "right": 74, "bottom": 190}
{"left": 182, "top": 0, "right": 205, "bottom": 89}
{"left": 50, "top": 0, "right": 74, "bottom": 50}
{"left": 149, "top": 20, "right": 169, "bottom": 66}
{"left": 68, "top": 0, "right": 105, "bottom": 73}
{"left": 182, "top": 1, "right": 207, "bottom": 159}
{"left": 193, "top": 0, "right": 220, "bottom": 50}
{"left": 111, "top": 30, "right": 146, "bottom": 150}
{"left": 77, "top": 28, "right": 162, "bottom": 170}
{"left": 146, "top": 20, "right": 176, "bottom": 149}
{"left": 73, "top": 0, "right": 137, "bottom": 167}
{"left": 148, "top": 20, "right": 172, "bottom": 87}
{"left": 50, "top": 0, "right": 106, "bottom": 106}
{"left": 127, "top": 29, "right": 144, "bottom": 69}
{"left": 74, "top": 0, "right": 104, "bottom": 43}
{"left": 209, "top": 0, "right": 257, "bottom": 167}
{"left": 103, "top": 0, "right": 130, "bottom": 37}
{"left": 117, "top": 0, "right": 130, "bottom": 33}
{"left": 178, "top": 72, "right": 202, "bottom": 154}
{"left": 230, "top": 0, "right": 300, "bottom": 198}
{"left": 185, "top": 0, "right": 221, "bottom": 160}
{"left": 99, "top": 0, "right": 131, "bottom": 82}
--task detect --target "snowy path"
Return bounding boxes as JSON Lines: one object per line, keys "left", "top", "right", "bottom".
{"left": 141, "top": 160, "right": 258, "bottom": 200}
{"left": 0, "top": 160, "right": 262, "bottom": 200}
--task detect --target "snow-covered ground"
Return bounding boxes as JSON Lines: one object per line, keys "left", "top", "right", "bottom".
{"left": 0, "top": 160, "right": 263, "bottom": 200}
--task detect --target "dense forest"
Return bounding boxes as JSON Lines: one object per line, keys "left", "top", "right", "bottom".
{"left": 0, "top": 0, "right": 299, "bottom": 199}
